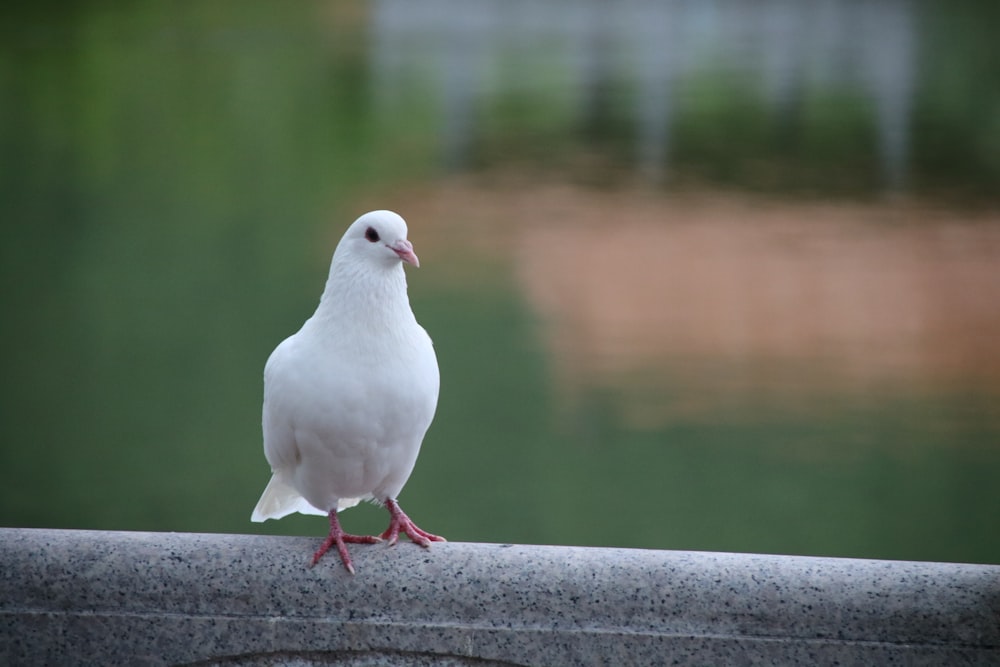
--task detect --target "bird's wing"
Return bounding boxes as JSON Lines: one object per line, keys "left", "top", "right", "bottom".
{"left": 261, "top": 336, "right": 304, "bottom": 471}
{"left": 253, "top": 340, "right": 319, "bottom": 521}
{"left": 255, "top": 332, "right": 370, "bottom": 519}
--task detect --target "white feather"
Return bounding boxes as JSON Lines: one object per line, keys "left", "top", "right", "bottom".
{"left": 251, "top": 210, "right": 439, "bottom": 523}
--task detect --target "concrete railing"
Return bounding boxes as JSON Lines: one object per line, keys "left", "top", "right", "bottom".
{"left": 1, "top": 528, "right": 997, "bottom": 665}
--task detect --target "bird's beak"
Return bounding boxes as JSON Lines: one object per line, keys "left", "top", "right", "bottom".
{"left": 390, "top": 239, "right": 420, "bottom": 267}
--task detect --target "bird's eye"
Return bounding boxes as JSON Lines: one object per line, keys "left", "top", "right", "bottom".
{"left": 365, "top": 227, "right": 380, "bottom": 243}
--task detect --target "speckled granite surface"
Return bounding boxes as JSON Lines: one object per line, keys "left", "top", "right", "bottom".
{"left": 1, "top": 528, "right": 997, "bottom": 666}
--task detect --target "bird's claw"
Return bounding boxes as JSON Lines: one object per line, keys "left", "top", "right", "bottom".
{"left": 381, "top": 499, "right": 446, "bottom": 549}
{"left": 312, "top": 511, "right": 382, "bottom": 574}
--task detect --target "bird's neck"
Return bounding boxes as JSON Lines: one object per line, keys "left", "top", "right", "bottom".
{"left": 311, "top": 259, "right": 415, "bottom": 335}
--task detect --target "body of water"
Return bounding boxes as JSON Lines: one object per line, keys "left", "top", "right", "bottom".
{"left": 2, "top": 0, "right": 998, "bottom": 564}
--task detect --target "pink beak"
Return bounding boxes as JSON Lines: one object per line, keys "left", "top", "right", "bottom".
{"left": 390, "top": 239, "right": 420, "bottom": 267}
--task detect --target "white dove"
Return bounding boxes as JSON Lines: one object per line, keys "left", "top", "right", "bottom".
{"left": 251, "top": 210, "right": 444, "bottom": 574}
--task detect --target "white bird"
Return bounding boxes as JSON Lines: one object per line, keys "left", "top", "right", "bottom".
{"left": 251, "top": 210, "right": 444, "bottom": 573}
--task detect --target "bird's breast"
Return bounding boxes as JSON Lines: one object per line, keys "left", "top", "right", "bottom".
{"left": 270, "top": 330, "right": 438, "bottom": 447}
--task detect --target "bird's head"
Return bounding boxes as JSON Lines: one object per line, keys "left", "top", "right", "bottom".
{"left": 341, "top": 210, "right": 420, "bottom": 269}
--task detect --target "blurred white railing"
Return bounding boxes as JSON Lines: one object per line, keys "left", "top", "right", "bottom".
{"left": 1, "top": 528, "right": 997, "bottom": 665}
{"left": 373, "top": 0, "right": 917, "bottom": 187}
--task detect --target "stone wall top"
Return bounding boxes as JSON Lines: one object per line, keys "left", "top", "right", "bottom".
{"left": 1, "top": 528, "right": 997, "bottom": 665}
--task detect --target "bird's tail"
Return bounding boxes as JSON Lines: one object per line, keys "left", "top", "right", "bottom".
{"left": 250, "top": 474, "right": 365, "bottom": 521}
{"left": 250, "top": 474, "right": 325, "bottom": 521}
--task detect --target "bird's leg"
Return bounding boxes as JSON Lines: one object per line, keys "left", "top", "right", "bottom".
{"left": 380, "top": 498, "right": 446, "bottom": 547}
{"left": 312, "top": 509, "right": 381, "bottom": 574}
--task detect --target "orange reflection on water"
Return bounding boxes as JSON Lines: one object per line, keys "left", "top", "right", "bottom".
{"left": 380, "top": 181, "right": 1000, "bottom": 425}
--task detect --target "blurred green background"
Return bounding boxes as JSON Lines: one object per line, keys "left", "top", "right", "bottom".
{"left": 2, "top": 0, "right": 999, "bottom": 564}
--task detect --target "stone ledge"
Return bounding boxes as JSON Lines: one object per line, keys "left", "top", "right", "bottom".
{"left": 1, "top": 528, "right": 997, "bottom": 665}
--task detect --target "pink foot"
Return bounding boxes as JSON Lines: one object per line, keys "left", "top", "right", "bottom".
{"left": 379, "top": 498, "right": 446, "bottom": 547}
{"left": 312, "top": 510, "right": 381, "bottom": 574}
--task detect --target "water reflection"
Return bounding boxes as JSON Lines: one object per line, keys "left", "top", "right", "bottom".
{"left": 389, "top": 182, "right": 1000, "bottom": 427}
{"left": 1, "top": 0, "right": 998, "bottom": 565}
{"left": 373, "top": 0, "right": 916, "bottom": 187}
{"left": 515, "top": 192, "right": 1000, "bottom": 424}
